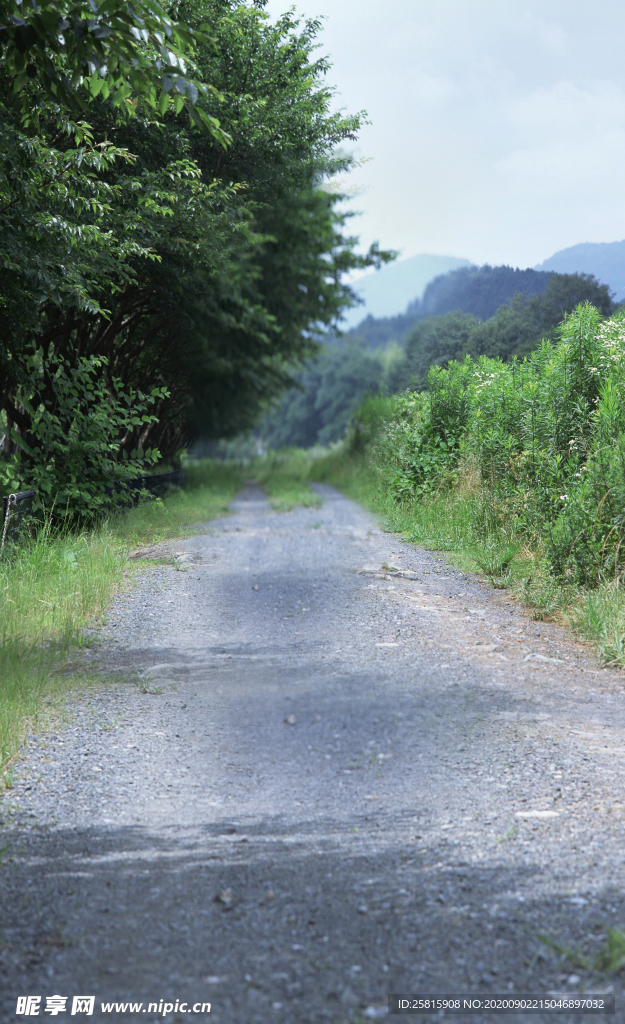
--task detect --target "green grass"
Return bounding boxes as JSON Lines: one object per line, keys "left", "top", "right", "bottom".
{"left": 250, "top": 449, "right": 322, "bottom": 511}
{"left": 0, "top": 460, "right": 243, "bottom": 772}
{"left": 107, "top": 460, "right": 243, "bottom": 546}
{"left": 539, "top": 928, "right": 625, "bottom": 974}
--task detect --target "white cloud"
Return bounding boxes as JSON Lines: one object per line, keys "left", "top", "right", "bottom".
{"left": 264, "top": 0, "right": 625, "bottom": 267}
{"left": 514, "top": 12, "right": 569, "bottom": 56}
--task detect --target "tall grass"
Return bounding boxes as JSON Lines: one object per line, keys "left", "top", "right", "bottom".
{"left": 250, "top": 448, "right": 323, "bottom": 510}
{"left": 308, "top": 306, "right": 625, "bottom": 664}
{"left": 0, "top": 460, "right": 243, "bottom": 771}
{"left": 1, "top": 526, "right": 122, "bottom": 645}
{"left": 109, "top": 460, "right": 243, "bottom": 545}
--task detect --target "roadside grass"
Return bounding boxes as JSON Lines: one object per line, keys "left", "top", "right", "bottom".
{"left": 250, "top": 449, "right": 322, "bottom": 511}
{"left": 309, "top": 444, "right": 625, "bottom": 667}
{"left": 107, "top": 460, "right": 243, "bottom": 546}
{"left": 0, "top": 460, "right": 243, "bottom": 773}
{"left": 311, "top": 444, "right": 375, "bottom": 508}
{"left": 0, "top": 643, "right": 62, "bottom": 784}
{"left": 539, "top": 928, "right": 625, "bottom": 974}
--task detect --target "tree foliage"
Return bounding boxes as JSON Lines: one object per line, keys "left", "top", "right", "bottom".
{"left": 417, "top": 264, "right": 552, "bottom": 321}
{"left": 1, "top": 351, "right": 167, "bottom": 516}
{"left": 0, "top": 0, "right": 390, "bottom": 511}
{"left": 391, "top": 273, "right": 615, "bottom": 391}
{"left": 0, "top": 0, "right": 226, "bottom": 133}
{"left": 263, "top": 344, "right": 385, "bottom": 449}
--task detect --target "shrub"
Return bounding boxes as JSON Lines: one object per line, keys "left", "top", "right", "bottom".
{"left": 359, "top": 303, "right": 625, "bottom": 586}
{"left": 0, "top": 351, "right": 168, "bottom": 520}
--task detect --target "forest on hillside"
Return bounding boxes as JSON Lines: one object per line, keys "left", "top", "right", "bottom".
{"left": 260, "top": 265, "right": 614, "bottom": 449}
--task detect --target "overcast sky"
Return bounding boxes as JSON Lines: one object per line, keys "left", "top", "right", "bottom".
{"left": 264, "top": 0, "right": 625, "bottom": 269}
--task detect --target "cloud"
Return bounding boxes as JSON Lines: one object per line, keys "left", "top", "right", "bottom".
{"left": 264, "top": 0, "right": 625, "bottom": 267}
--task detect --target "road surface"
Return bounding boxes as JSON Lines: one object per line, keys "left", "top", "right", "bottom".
{"left": 1, "top": 484, "right": 624, "bottom": 1022}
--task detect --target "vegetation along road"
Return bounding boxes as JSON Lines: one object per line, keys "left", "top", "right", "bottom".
{"left": 1, "top": 484, "right": 625, "bottom": 1022}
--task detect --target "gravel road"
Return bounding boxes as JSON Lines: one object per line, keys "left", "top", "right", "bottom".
{"left": 2, "top": 484, "right": 625, "bottom": 1023}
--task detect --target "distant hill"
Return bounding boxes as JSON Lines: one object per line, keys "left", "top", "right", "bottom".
{"left": 265, "top": 268, "right": 614, "bottom": 449}
{"left": 345, "top": 264, "right": 554, "bottom": 350}
{"left": 344, "top": 242, "right": 625, "bottom": 333}
{"left": 420, "top": 265, "right": 551, "bottom": 320}
{"left": 535, "top": 241, "right": 625, "bottom": 302}
{"left": 341, "top": 253, "right": 472, "bottom": 328}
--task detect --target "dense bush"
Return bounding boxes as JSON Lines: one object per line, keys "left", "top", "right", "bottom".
{"left": 366, "top": 303, "right": 625, "bottom": 586}
{"left": 0, "top": 353, "right": 167, "bottom": 518}
{"left": 0, "top": 1, "right": 390, "bottom": 517}
{"left": 391, "top": 274, "right": 615, "bottom": 391}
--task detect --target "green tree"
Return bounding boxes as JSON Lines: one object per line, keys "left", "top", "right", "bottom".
{"left": 0, "top": 1, "right": 391, "bottom": 511}
{"left": 263, "top": 344, "right": 387, "bottom": 448}
{"left": 0, "top": 0, "right": 226, "bottom": 132}
{"left": 393, "top": 273, "right": 614, "bottom": 391}
{"left": 1, "top": 351, "right": 168, "bottom": 517}
{"left": 388, "top": 311, "right": 480, "bottom": 392}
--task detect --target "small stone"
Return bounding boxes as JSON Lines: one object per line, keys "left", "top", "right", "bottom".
{"left": 339, "top": 985, "right": 358, "bottom": 1007}
{"left": 215, "top": 889, "right": 233, "bottom": 908}
{"left": 284, "top": 714, "right": 297, "bottom": 725}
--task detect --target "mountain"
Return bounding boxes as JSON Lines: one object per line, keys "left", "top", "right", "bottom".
{"left": 420, "top": 265, "right": 552, "bottom": 320}
{"left": 345, "top": 264, "right": 553, "bottom": 351}
{"left": 535, "top": 241, "right": 625, "bottom": 302}
{"left": 341, "top": 253, "right": 472, "bottom": 328}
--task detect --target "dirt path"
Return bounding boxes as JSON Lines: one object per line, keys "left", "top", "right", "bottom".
{"left": 1, "top": 484, "right": 625, "bottom": 1023}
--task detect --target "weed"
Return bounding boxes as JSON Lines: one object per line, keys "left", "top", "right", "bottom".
{"left": 250, "top": 449, "right": 323, "bottom": 511}
{"left": 0, "top": 460, "right": 242, "bottom": 772}
{"left": 538, "top": 934, "right": 591, "bottom": 970}
{"left": 539, "top": 929, "right": 625, "bottom": 974}
{"left": 594, "top": 930, "right": 625, "bottom": 972}
{"left": 134, "top": 681, "right": 164, "bottom": 695}
{"left": 129, "top": 666, "right": 166, "bottom": 695}
{"left": 99, "top": 714, "right": 124, "bottom": 732}
{"left": 472, "top": 541, "right": 519, "bottom": 584}
{"left": 497, "top": 825, "right": 518, "bottom": 843}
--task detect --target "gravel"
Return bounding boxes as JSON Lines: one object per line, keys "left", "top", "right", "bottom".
{"left": 1, "top": 483, "right": 625, "bottom": 1023}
